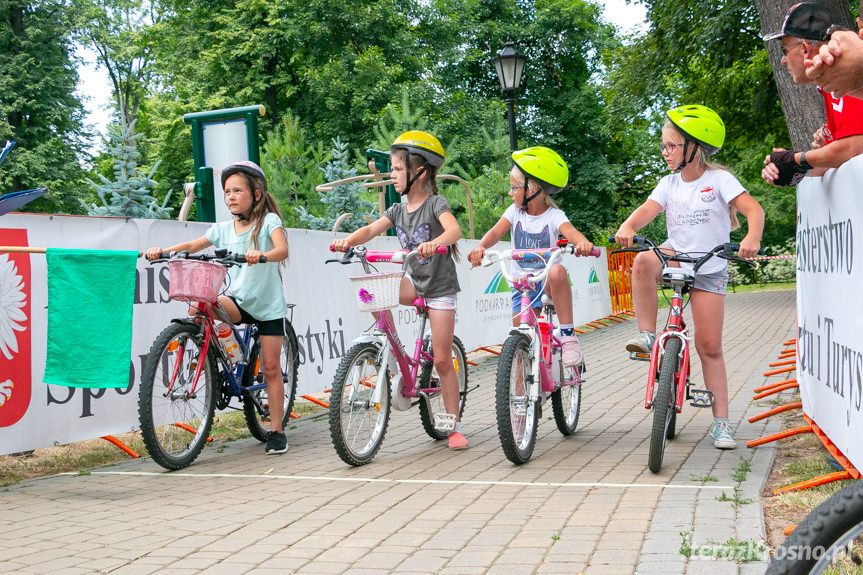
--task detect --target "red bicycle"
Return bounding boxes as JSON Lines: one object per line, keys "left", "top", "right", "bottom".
{"left": 610, "top": 236, "right": 758, "bottom": 473}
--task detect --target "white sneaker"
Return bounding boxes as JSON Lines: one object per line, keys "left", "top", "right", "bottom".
{"left": 626, "top": 331, "right": 655, "bottom": 354}
{"left": 709, "top": 421, "right": 737, "bottom": 449}
{"left": 560, "top": 335, "right": 583, "bottom": 367}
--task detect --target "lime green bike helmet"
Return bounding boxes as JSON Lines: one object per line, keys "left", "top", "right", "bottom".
{"left": 512, "top": 146, "right": 569, "bottom": 208}
{"left": 667, "top": 104, "right": 725, "bottom": 156}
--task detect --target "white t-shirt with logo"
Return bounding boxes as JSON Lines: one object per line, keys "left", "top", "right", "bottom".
{"left": 647, "top": 169, "right": 745, "bottom": 275}
{"left": 501, "top": 204, "right": 570, "bottom": 275}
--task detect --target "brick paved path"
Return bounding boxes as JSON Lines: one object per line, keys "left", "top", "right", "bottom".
{"left": 0, "top": 290, "right": 795, "bottom": 575}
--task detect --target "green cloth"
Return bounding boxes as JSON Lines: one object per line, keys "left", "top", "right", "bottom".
{"left": 44, "top": 249, "right": 138, "bottom": 388}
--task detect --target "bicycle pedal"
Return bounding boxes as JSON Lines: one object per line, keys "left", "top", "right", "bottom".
{"left": 689, "top": 389, "right": 714, "bottom": 408}
{"left": 629, "top": 351, "right": 651, "bottom": 362}
{"left": 434, "top": 413, "right": 456, "bottom": 432}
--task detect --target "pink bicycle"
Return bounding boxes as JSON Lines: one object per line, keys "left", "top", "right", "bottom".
{"left": 480, "top": 241, "right": 600, "bottom": 464}
{"left": 326, "top": 246, "right": 473, "bottom": 466}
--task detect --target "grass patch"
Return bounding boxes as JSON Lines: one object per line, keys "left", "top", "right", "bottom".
{"left": 689, "top": 474, "right": 718, "bottom": 483}
{"left": 733, "top": 457, "right": 752, "bottom": 482}
{"left": 716, "top": 488, "right": 754, "bottom": 508}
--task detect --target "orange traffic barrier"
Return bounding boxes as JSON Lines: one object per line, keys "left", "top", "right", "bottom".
{"left": 768, "top": 359, "right": 796, "bottom": 368}
{"left": 748, "top": 402, "right": 802, "bottom": 423}
{"left": 774, "top": 470, "right": 853, "bottom": 495}
{"left": 783, "top": 339, "right": 797, "bottom": 346}
{"left": 301, "top": 394, "right": 330, "bottom": 409}
{"left": 753, "top": 381, "right": 799, "bottom": 400}
{"left": 763, "top": 365, "right": 796, "bottom": 377}
{"left": 746, "top": 425, "right": 812, "bottom": 448}
{"left": 608, "top": 250, "right": 635, "bottom": 315}
{"left": 783, "top": 525, "right": 797, "bottom": 536}
{"left": 754, "top": 378, "right": 797, "bottom": 393}
{"left": 101, "top": 435, "right": 140, "bottom": 458}
{"left": 174, "top": 422, "right": 213, "bottom": 442}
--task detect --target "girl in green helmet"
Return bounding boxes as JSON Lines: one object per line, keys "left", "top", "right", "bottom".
{"left": 614, "top": 105, "right": 765, "bottom": 450}
{"left": 468, "top": 146, "right": 594, "bottom": 367}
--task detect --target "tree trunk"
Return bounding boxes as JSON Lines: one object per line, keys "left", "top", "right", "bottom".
{"left": 755, "top": 0, "right": 855, "bottom": 151}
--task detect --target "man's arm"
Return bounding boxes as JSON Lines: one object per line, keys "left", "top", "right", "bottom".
{"left": 804, "top": 30, "right": 863, "bottom": 99}
{"left": 794, "top": 134, "right": 863, "bottom": 173}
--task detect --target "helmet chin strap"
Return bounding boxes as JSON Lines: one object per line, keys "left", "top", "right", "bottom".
{"left": 400, "top": 164, "right": 427, "bottom": 196}
{"left": 521, "top": 182, "right": 543, "bottom": 210}
{"left": 673, "top": 141, "right": 699, "bottom": 173}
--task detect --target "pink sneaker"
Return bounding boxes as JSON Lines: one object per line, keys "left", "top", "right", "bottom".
{"left": 560, "top": 335, "right": 583, "bottom": 367}
{"left": 447, "top": 431, "right": 468, "bottom": 450}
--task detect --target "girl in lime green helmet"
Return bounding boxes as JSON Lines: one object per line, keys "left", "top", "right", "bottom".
{"left": 468, "top": 146, "right": 594, "bottom": 367}
{"left": 614, "top": 105, "right": 765, "bottom": 450}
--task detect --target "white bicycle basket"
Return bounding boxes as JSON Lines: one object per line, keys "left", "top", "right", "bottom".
{"left": 349, "top": 271, "right": 404, "bottom": 312}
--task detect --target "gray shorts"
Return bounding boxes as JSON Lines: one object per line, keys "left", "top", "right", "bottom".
{"left": 691, "top": 270, "right": 728, "bottom": 295}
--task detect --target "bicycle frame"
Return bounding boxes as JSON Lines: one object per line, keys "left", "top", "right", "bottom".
{"left": 644, "top": 283, "right": 691, "bottom": 414}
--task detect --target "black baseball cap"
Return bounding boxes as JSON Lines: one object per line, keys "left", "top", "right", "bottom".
{"left": 764, "top": 2, "right": 833, "bottom": 41}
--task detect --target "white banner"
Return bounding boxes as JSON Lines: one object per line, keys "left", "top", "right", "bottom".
{"left": 797, "top": 154, "right": 863, "bottom": 472}
{"left": 0, "top": 213, "right": 610, "bottom": 454}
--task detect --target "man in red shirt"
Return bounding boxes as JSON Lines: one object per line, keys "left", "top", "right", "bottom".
{"left": 761, "top": 3, "right": 863, "bottom": 186}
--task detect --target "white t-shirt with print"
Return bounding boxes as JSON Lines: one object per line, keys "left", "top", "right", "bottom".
{"left": 647, "top": 169, "right": 745, "bottom": 275}
{"left": 502, "top": 204, "right": 570, "bottom": 275}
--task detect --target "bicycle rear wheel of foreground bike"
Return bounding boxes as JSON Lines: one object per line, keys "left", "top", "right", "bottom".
{"left": 496, "top": 334, "right": 540, "bottom": 464}
{"left": 767, "top": 480, "right": 863, "bottom": 574}
{"left": 243, "top": 319, "right": 300, "bottom": 442}
{"left": 418, "top": 336, "right": 469, "bottom": 440}
{"left": 139, "top": 322, "right": 217, "bottom": 470}
{"left": 649, "top": 337, "right": 680, "bottom": 473}
{"left": 329, "top": 342, "right": 392, "bottom": 466}
{"left": 552, "top": 364, "right": 582, "bottom": 436}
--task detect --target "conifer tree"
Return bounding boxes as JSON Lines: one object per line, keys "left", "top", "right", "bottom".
{"left": 295, "top": 138, "right": 376, "bottom": 232}
{"left": 81, "top": 114, "right": 172, "bottom": 218}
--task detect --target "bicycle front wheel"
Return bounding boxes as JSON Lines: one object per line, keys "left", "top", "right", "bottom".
{"left": 767, "top": 480, "right": 863, "bottom": 575}
{"left": 496, "top": 334, "right": 539, "bottom": 465}
{"left": 418, "top": 336, "right": 469, "bottom": 440}
{"left": 648, "top": 337, "right": 680, "bottom": 474}
{"left": 243, "top": 319, "right": 300, "bottom": 442}
{"left": 551, "top": 364, "right": 582, "bottom": 436}
{"left": 139, "top": 322, "right": 217, "bottom": 470}
{"left": 328, "top": 342, "right": 392, "bottom": 466}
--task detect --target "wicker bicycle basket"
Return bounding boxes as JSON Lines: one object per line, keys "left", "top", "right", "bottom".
{"left": 349, "top": 271, "right": 405, "bottom": 312}
{"left": 167, "top": 259, "right": 227, "bottom": 303}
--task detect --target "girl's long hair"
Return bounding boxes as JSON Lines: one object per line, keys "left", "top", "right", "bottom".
{"left": 391, "top": 147, "right": 460, "bottom": 260}
{"left": 234, "top": 171, "right": 290, "bottom": 262}
{"left": 664, "top": 120, "right": 740, "bottom": 231}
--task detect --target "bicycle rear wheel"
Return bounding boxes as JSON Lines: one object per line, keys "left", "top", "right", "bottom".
{"left": 139, "top": 322, "right": 217, "bottom": 470}
{"left": 329, "top": 342, "right": 391, "bottom": 466}
{"left": 496, "top": 334, "right": 539, "bottom": 465}
{"left": 551, "top": 364, "right": 582, "bottom": 436}
{"left": 767, "top": 480, "right": 863, "bottom": 574}
{"left": 243, "top": 319, "right": 300, "bottom": 442}
{"left": 648, "top": 337, "right": 680, "bottom": 473}
{"left": 418, "top": 335, "right": 469, "bottom": 440}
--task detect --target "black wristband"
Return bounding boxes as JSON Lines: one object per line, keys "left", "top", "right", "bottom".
{"left": 799, "top": 151, "right": 813, "bottom": 171}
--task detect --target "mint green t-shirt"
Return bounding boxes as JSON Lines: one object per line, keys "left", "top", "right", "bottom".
{"left": 205, "top": 212, "right": 286, "bottom": 321}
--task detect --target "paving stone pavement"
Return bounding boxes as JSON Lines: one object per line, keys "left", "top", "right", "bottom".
{"left": 0, "top": 290, "right": 796, "bottom": 575}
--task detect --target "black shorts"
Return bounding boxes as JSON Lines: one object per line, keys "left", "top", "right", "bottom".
{"left": 227, "top": 296, "right": 285, "bottom": 336}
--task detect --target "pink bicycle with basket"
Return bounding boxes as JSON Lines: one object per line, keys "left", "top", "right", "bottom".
{"left": 138, "top": 249, "right": 299, "bottom": 470}
{"left": 479, "top": 241, "right": 600, "bottom": 464}
{"left": 326, "top": 245, "right": 475, "bottom": 466}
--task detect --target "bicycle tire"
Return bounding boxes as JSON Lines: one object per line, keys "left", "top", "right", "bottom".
{"left": 766, "top": 480, "right": 863, "bottom": 575}
{"left": 243, "top": 319, "right": 300, "bottom": 442}
{"left": 418, "top": 336, "right": 469, "bottom": 440}
{"left": 667, "top": 410, "right": 677, "bottom": 440}
{"left": 551, "top": 364, "right": 582, "bottom": 436}
{"left": 648, "top": 337, "right": 680, "bottom": 473}
{"left": 328, "top": 342, "right": 391, "bottom": 466}
{"left": 139, "top": 322, "right": 217, "bottom": 470}
{"left": 496, "top": 334, "right": 539, "bottom": 465}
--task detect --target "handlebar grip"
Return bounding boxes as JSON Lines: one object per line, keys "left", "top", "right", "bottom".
{"left": 607, "top": 234, "right": 615, "bottom": 243}
{"left": 590, "top": 247, "right": 601, "bottom": 257}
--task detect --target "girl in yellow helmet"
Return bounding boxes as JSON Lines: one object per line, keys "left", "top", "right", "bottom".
{"left": 614, "top": 105, "right": 765, "bottom": 450}
{"left": 331, "top": 131, "right": 468, "bottom": 450}
{"left": 468, "top": 146, "right": 594, "bottom": 367}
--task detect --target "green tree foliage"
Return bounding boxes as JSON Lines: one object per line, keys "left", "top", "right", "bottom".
{"left": 81, "top": 115, "right": 172, "bottom": 218}
{"left": 295, "top": 138, "right": 376, "bottom": 232}
{"left": 0, "top": 0, "right": 88, "bottom": 213}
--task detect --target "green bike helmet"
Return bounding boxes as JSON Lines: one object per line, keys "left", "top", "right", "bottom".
{"left": 511, "top": 146, "right": 569, "bottom": 195}
{"left": 666, "top": 105, "right": 725, "bottom": 156}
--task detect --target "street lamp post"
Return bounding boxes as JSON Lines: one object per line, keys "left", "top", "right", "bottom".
{"left": 493, "top": 41, "right": 526, "bottom": 152}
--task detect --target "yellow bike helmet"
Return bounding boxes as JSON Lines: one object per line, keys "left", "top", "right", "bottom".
{"left": 667, "top": 105, "right": 725, "bottom": 156}
{"left": 512, "top": 146, "right": 569, "bottom": 195}
{"left": 391, "top": 131, "right": 445, "bottom": 168}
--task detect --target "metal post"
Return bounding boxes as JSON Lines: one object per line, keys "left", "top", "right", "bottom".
{"left": 506, "top": 97, "right": 518, "bottom": 152}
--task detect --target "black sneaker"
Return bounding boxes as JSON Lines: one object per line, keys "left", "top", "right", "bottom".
{"left": 265, "top": 431, "right": 288, "bottom": 455}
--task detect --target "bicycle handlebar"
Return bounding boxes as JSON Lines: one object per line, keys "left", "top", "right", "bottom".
{"left": 606, "top": 235, "right": 764, "bottom": 271}
{"left": 150, "top": 248, "right": 267, "bottom": 266}
{"left": 480, "top": 244, "right": 601, "bottom": 286}
{"left": 326, "top": 244, "right": 448, "bottom": 266}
